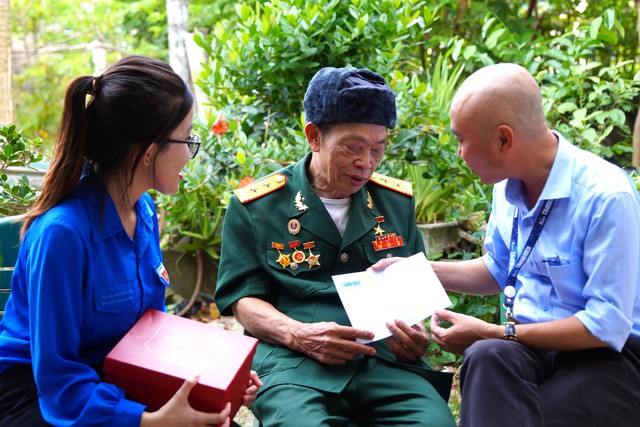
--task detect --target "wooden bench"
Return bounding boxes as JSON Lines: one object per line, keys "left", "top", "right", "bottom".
{"left": 0, "top": 215, "right": 23, "bottom": 321}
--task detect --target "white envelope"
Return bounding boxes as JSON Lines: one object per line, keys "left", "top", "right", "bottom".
{"left": 332, "top": 252, "right": 451, "bottom": 343}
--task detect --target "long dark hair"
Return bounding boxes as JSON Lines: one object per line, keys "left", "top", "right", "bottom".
{"left": 21, "top": 55, "right": 194, "bottom": 237}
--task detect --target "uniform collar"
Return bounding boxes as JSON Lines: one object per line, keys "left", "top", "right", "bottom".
{"left": 505, "top": 131, "right": 573, "bottom": 209}
{"left": 84, "top": 178, "right": 155, "bottom": 243}
{"left": 287, "top": 153, "right": 381, "bottom": 248}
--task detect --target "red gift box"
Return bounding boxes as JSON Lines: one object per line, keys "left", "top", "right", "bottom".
{"left": 103, "top": 309, "right": 258, "bottom": 418}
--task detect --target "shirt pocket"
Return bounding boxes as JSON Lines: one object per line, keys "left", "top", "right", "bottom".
{"left": 254, "top": 342, "right": 305, "bottom": 376}
{"left": 547, "top": 261, "right": 586, "bottom": 307}
{"left": 93, "top": 280, "right": 137, "bottom": 314}
{"left": 265, "top": 246, "right": 325, "bottom": 278}
{"left": 363, "top": 241, "right": 413, "bottom": 264}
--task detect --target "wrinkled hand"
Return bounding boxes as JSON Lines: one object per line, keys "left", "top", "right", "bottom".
{"left": 242, "top": 371, "right": 263, "bottom": 409}
{"left": 385, "top": 319, "right": 430, "bottom": 363}
{"left": 430, "top": 310, "right": 490, "bottom": 355}
{"left": 291, "top": 321, "right": 377, "bottom": 365}
{"left": 141, "top": 375, "right": 231, "bottom": 427}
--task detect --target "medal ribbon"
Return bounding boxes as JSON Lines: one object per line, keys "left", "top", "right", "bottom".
{"left": 504, "top": 199, "right": 555, "bottom": 317}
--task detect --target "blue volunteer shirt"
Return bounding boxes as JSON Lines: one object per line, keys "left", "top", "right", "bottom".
{"left": 483, "top": 132, "right": 640, "bottom": 352}
{"left": 0, "top": 179, "right": 170, "bottom": 426}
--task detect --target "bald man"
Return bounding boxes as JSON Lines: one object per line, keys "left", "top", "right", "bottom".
{"left": 375, "top": 63, "right": 640, "bottom": 426}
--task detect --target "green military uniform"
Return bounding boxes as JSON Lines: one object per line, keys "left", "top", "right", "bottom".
{"left": 215, "top": 153, "right": 454, "bottom": 426}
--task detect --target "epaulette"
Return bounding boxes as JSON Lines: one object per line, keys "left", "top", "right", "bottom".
{"left": 369, "top": 172, "right": 413, "bottom": 196}
{"left": 234, "top": 173, "right": 287, "bottom": 204}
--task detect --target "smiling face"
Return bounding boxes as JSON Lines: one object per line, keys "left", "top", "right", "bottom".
{"left": 306, "top": 122, "right": 387, "bottom": 199}
{"left": 153, "top": 108, "right": 195, "bottom": 195}
{"left": 449, "top": 106, "right": 505, "bottom": 185}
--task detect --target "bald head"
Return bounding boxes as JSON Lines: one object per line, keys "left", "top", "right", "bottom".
{"left": 451, "top": 63, "right": 548, "bottom": 141}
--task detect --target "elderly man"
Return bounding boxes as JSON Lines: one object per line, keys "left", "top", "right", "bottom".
{"left": 214, "top": 67, "right": 455, "bottom": 426}
{"left": 377, "top": 63, "right": 640, "bottom": 426}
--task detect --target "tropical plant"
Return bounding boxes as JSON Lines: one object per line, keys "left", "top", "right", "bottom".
{"left": 0, "top": 123, "right": 42, "bottom": 215}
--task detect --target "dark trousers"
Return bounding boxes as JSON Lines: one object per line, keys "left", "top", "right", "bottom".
{"left": 0, "top": 364, "right": 50, "bottom": 427}
{"left": 458, "top": 338, "right": 640, "bottom": 427}
{"left": 0, "top": 364, "right": 243, "bottom": 426}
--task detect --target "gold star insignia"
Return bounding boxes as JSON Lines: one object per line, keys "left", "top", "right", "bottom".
{"left": 307, "top": 252, "right": 321, "bottom": 268}
{"left": 276, "top": 251, "right": 291, "bottom": 269}
{"left": 374, "top": 225, "right": 385, "bottom": 236}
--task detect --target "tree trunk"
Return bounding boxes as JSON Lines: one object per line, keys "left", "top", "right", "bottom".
{"left": 633, "top": 0, "right": 640, "bottom": 169}
{"left": 0, "top": 0, "right": 13, "bottom": 124}
{"left": 166, "top": 0, "right": 192, "bottom": 89}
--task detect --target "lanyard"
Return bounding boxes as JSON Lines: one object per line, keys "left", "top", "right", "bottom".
{"left": 504, "top": 199, "right": 555, "bottom": 321}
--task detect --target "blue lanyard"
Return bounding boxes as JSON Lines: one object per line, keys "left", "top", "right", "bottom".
{"left": 504, "top": 199, "right": 555, "bottom": 320}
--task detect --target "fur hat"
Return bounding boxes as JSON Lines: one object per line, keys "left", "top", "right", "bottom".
{"left": 303, "top": 67, "right": 396, "bottom": 129}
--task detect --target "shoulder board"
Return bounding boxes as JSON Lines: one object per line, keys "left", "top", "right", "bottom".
{"left": 234, "top": 173, "right": 287, "bottom": 204}
{"left": 369, "top": 172, "right": 413, "bottom": 196}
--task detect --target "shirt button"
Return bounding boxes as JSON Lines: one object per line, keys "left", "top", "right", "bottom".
{"left": 543, "top": 306, "right": 549, "bottom": 311}
{"left": 340, "top": 253, "right": 349, "bottom": 263}
{"left": 523, "top": 219, "right": 532, "bottom": 227}
{"left": 386, "top": 253, "right": 393, "bottom": 258}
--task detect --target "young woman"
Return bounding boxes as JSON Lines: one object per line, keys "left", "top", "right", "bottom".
{"left": 0, "top": 55, "right": 260, "bottom": 427}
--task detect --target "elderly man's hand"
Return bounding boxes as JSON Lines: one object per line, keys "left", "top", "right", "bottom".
{"left": 385, "top": 319, "right": 430, "bottom": 363}
{"left": 290, "top": 321, "right": 377, "bottom": 365}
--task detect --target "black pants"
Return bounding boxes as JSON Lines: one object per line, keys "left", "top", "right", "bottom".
{"left": 0, "top": 364, "right": 50, "bottom": 427}
{"left": 458, "top": 337, "right": 640, "bottom": 427}
{"left": 0, "top": 364, "right": 243, "bottom": 426}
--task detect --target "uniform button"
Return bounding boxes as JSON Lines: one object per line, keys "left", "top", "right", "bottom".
{"left": 340, "top": 253, "right": 349, "bottom": 263}
{"left": 386, "top": 253, "right": 392, "bottom": 258}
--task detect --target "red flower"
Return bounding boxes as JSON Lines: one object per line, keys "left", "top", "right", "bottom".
{"left": 211, "top": 115, "right": 229, "bottom": 136}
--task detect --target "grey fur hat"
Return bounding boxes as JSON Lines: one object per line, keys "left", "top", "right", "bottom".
{"left": 303, "top": 67, "right": 396, "bottom": 129}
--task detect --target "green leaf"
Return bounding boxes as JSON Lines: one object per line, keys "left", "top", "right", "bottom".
{"left": 485, "top": 28, "right": 506, "bottom": 50}
{"left": 589, "top": 17, "right": 602, "bottom": 39}
{"left": 609, "top": 109, "right": 626, "bottom": 126}
{"left": 581, "top": 128, "right": 597, "bottom": 143}
{"left": 235, "top": 147, "right": 247, "bottom": 165}
{"left": 557, "top": 102, "right": 577, "bottom": 114}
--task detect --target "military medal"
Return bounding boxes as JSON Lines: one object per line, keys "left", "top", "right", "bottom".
{"left": 373, "top": 216, "right": 385, "bottom": 236}
{"left": 289, "top": 240, "right": 306, "bottom": 266}
{"left": 272, "top": 242, "right": 291, "bottom": 269}
{"left": 372, "top": 232, "right": 405, "bottom": 251}
{"left": 303, "top": 241, "right": 320, "bottom": 268}
{"left": 287, "top": 219, "right": 301, "bottom": 235}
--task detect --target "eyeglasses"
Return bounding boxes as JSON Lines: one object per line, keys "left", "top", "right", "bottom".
{"left": 162, "top": 134, "right": 201, "bottom": 159}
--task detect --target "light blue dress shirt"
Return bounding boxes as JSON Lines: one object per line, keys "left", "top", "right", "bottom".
{"left": 483, "top": 132, "right": 640, "bottom": 352}
{"left": 0, "top": 178, "right": 170, "bottom": 426}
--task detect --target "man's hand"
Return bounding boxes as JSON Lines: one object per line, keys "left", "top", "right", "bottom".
{"left": 242, "top": 371, "right": 263, "bottom": 409}
{"left": 290, "top": 321, "right": 377, "bottom": 365}
{"left": 368, "top": 256, "right": 404, "bottom": 272}
{"left": 430, "top": 310, "right": 494, "bottom": 355}
{"left": 385, "top": 319, "right": 430, "bottom": 363}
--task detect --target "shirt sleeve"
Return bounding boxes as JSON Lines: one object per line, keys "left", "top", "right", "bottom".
{"left": 27, "top": 221, "right": 145, "bottom": 426}
{"left": 574, "top": 191, "right": 639, "bottom": 351}
{"left": 481, "top": 188, "right": 511, "bottom": 290}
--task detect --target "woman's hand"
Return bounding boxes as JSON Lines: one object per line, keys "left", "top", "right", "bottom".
{"left": 140, "top": 375, "right": 231, "bottom": 427}
{"left": 242, "top": 371, "right": 263, "bottom": 409}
